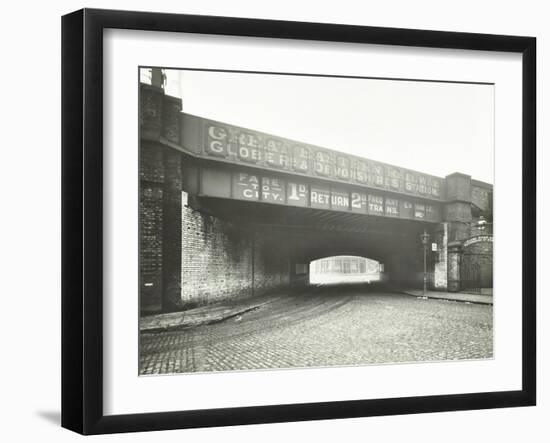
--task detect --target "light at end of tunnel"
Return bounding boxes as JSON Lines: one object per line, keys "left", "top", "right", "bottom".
{"left": 309, "top": 255, "right": 383, "bottom": 285}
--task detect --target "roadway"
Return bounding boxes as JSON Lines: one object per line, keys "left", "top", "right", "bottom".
{"left": 139, "top": 284, "right": 493, "bottom": 375}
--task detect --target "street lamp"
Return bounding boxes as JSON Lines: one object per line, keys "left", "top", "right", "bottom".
{"left": 420, "top": 230, "right": 430, "bottom": 297}
{"left": 477, "top": 216, "right": 487, "bottom": 230}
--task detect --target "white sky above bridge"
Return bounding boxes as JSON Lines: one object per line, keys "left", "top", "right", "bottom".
{"left": 161, "top": 69, "right": 494, "bottom": 184}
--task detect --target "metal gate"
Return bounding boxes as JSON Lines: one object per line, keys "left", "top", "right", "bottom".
{"left": 461, "top": 254, "right": 481, "bottom": 293}
{"left": 461, "top": 253, "right": 492, "bottom": 293}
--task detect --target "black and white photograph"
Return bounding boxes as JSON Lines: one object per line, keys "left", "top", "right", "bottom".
{"left": 138, "top": 67, "right": 494, "bottom": 375}
{"left": 0, "top": 0, "right": 546, "bottom": 439}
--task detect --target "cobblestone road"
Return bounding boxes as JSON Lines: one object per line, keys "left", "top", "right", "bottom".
{"left": 139, "top": 285, "right": 493, "bottom": 375}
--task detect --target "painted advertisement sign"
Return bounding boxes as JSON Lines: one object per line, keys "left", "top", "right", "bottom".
{"left": 182, "top": 114, "right": 444, "bottom": 201}
{"left": 463, "top": 235, "right": 493, "bottom": 248}
{"left": 202, "top": 168, "right": 441, "bottom": 222}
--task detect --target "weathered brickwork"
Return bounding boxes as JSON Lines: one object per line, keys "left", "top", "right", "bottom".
{"left": 181, "top": 206, "right": 290, "bottom": 307}
{"left": 181, "top": 206, "right": 253, "bottom": 306}
{"left": 140, "top": 184, "right": 164, "bottom": 312}
{"left": 140, "top": 141, "right": 164, "bottom": 183}
{"left": 140, "top": 142, "right": 165, "bottom": 313}
{"left": 162, "top": 95, "right": 182, "bottom": 144}
{"left": 445, "top": 173, "right": 471, "bottom": 202}
{"left": 140, "top": 85, "right": 164, "bottom": 140}
{"left": 161, "top": 148, "right": 184, "bottom": 311}
{"left": 438, "top": 173, "right": 493, "bottom": 292}
{"left": 138, "top": 83, "right": 292, "bottom": 312}
{"left": 471, "top": 185, "right": 491, "bottom": 211}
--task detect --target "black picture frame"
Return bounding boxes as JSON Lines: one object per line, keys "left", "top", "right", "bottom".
{"left": 61, "top": 8, "right": 536, "bottom": 435}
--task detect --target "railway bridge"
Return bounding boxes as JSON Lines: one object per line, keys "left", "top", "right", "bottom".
{"left": 139, "top": 83, "right": 493, "bottom": 313}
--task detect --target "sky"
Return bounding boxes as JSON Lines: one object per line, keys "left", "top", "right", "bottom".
{"left": 159, "top": 68, "right": 494, "bottom": 183}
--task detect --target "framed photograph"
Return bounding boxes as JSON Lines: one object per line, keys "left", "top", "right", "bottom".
{"left": 62, "top": 8, "right": 536, "bottom": 435}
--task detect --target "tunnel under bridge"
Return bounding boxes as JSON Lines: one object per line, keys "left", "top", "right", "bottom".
{"left": 139, "top": 83, "right": 493, "bottom": 313}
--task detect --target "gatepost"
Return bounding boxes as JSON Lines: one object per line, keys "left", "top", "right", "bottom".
{"left": 443, "top": 172, "right": 472, "bottom": 292}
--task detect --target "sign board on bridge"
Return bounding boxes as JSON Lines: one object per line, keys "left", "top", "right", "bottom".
{"left": 202, "top": 167, "right": 441, "bottom": 222}
{"left": 181, "top": 114, "right": 444, "bottom": 201}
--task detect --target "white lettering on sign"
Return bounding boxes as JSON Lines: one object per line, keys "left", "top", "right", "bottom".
{"left": 208, "top": 125, "right": 226, "bottom": 141}
{"left": 239, "top": 132, "right": 259, "bottom": 148}
{"left": 334, "top": 166, "right": 349, "bottom": 179}
{"left": 385, "top": 198, "right": 399, "bottom": 216}
{"left": 334, "top": 156, "right": 350, "bottom": 179}
{"left": 266, "top": 139, "right": 281, "bottom": 150}
{"left": 292, "top": 146, "right": 310, "bottom": 172}
{"left": 226, "top": 169, "right": 442, "bottom": 220}
{"left": 351, "top": 192, "right": 367, "bottom": 211}
{"left": 265, "top": 139, "right": 290, "bottom": 169}
{"left": 311, "top": 191, "right": 330, "bottom": 205}
{"left": 369, "top": 164, "right": 384, "bottom": 186}
{"left": 385, "top": 167, "right": 401, "bottom": 190}
{"left": 238, "top": 146, "right": 262, "bottom": 162}
{"left": 331, "top": 193, "right": 349, "bottom": 209}
{"left": 235, "top": 173, "right": 260, "bottom": 200}
{"left": 288, "top": 183, "right": 307, "bottom": 200}
{"left": 287, "top": 182, "right": 308, "bottom": 207}
{"left": 463, "top": 235, "right": 493, "bottom": 248}
{"left": 352, "top": 160, "right": 368, "bottom": 183}
{"left": 314, "top": 150, "right": 331, "bottom": 176}
{"left": 201, "top": 122, "right": 447, "bottom": 201}
{"left": 207, "top": 125, "right": 228, "bottom": 155}
{"left": 368, "top": 195, "right": 384, "bottom": 213}
{"left": 243, "top": 189, "right": 256, "bottom": 199}
{"left": 209, "top": 140, "right": 224, "bottom": 154}
{"left": 315, "top": 151, "right": 330, "bottom": 162}
{"left": 261, "top": 177, "right": 284, "bottom": 203}
{"left": 232, "top": 132, "right": 262, "bottom": 163}
{"left": 414, "top": 203, "right": 426, "bottom": 219}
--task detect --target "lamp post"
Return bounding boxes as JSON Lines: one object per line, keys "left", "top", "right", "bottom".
{"left": 420, "top": 230, "right": 430, "bottom": 297}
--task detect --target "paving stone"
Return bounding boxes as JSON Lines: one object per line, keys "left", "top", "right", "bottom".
{"left": 139, "top": 287, "right": 493, "bottom": 375}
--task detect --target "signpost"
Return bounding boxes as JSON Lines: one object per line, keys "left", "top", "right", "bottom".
{"left": 420, "top": 230, "right": 430, "bottom": 297}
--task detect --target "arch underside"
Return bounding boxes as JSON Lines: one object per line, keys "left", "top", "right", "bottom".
{"left": 198, "top": 196, "right": 432, "bottom": 288}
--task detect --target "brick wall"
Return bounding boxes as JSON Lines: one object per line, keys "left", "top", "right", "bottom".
{"left": 139, "top": 142, "right": 291, "bottom": 313}
{"left": 181, "top": 206, "right": 253, "bottom": 306}
{"left": 161, "top": 147, "right": 184, "bottom": 311}
{"left": 181, "top": 206, "right": 290, "bottom": 307}
{"left": 139, "top": 83, "right": 293, "bottom": 313}
{"left": 139, "top": 141, "right": 165, "bottom": 313}
{"left": 471, "top": 185, "right": 491, "bottom": 211}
